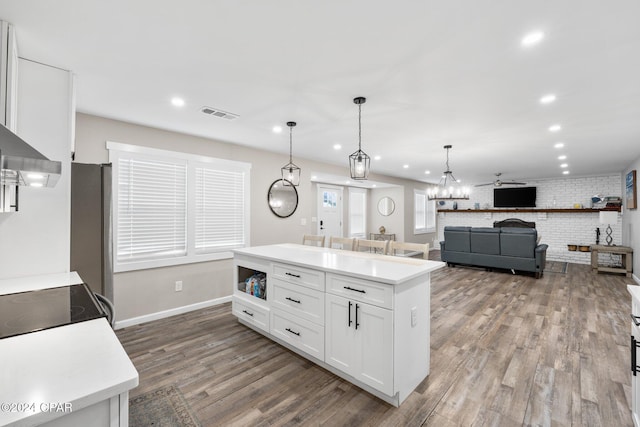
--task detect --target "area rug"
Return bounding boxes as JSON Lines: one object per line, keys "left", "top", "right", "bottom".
{"left": 545, "top": 261, "right": 568, "bottom": 274}
{"left": 130, "top": 385, "right": 201, "bottom": 427}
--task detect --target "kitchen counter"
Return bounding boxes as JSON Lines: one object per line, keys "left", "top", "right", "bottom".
{"left": 0, "top": 272, "right": 138, "bottom": 427}
{"left": 234, "top": 243, "right": 444, "bottom": 285}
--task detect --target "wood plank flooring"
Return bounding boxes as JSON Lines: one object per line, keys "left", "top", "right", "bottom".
{"left": 116, "top": 255, "right": 634, "bottom": 426}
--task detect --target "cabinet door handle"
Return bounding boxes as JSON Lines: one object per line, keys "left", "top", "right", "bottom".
{"left": 286, "top": 328, "right": 300, "bottom": 337}
{"left": 633, "top": 336, "right": 640, "bottom": 376}
{"left": 286, "top": 296, "right": 301, "bottom": 304}
{"left": 348, "top": 301, "right": 353, "bottom": 327}
{"left": 242, "top": 310, "right": 254, "bottom": 317}
{"left": 355, "top": 303, "right": 360, "bottom": 330}
{"left": 344, "top": 286, "right": 366, "bottom": 294}
{"left": 631, "top": 314, "right": 640, "bottom": 327}
{"left": 285, "top": 272, "right": 301, "bottom": 278}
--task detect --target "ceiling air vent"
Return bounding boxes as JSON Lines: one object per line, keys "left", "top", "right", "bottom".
{"left": 200, "top": 106, "right": 239, "bottom": 120}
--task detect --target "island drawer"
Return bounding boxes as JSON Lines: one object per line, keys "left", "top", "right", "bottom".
{"left": 271, "top": 309, "right": 324, "bottom": 361}
{"left": 326, "top": 273, "right": 393, "bottom": 309}
{"left": 272, "top": 263, "right": 325, "bottom": 291}
{"left": 271, "top": 278, "right": 325, "bottom": 325}
{"left": 232, "top": 295, "right": 269, "bottom": 333}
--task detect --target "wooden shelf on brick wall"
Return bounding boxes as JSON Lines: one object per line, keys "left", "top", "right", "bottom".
{"left": 437, "top": 208, "right": 621, "bottom": 213}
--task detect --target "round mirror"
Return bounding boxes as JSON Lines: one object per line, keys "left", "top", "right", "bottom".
{"left": 377, "top": 197, "right": 395, "bottom": 216}
{"left": 268, "top": 179, "right": 299, "bottom": 218}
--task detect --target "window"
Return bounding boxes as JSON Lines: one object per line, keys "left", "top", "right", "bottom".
{"left": 109, "top": 142, "right": 251, "bottom": 272}
{"left": 349, "top": 188, "right": 367, "bottom": 238}
{"left": 414, "top": 189, "right": 435, "bottom": 234}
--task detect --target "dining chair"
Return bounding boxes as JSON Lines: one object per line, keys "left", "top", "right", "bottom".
{"left": 302, "top": 234, "right": 326, "bottom": 247}
{"left": 328, "top": 236, "right": 356, "bottom": 251}
{"left": 354, "top": 239, "right": 388, "bottom": 254}
{"left": 387, "top": 241, "right": 430, "bottom": 259}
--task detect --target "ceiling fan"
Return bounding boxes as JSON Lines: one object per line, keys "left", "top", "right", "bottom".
{"left": 475, "top": 173, "right": 527, "bottom": 187}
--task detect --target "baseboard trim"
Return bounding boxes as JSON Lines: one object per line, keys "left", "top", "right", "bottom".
{"left": 114, "top": 295, "right": 232, "bottom": 329}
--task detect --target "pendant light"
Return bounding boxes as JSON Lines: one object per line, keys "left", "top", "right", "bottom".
{"left": 349, "top": 96, "right": 370, "bottom": 180}
{"left": 281, "top": 121, "right": 301, "bottom": 186}
{"left": 427, "top": 145, "right": 470, "bottom": 200}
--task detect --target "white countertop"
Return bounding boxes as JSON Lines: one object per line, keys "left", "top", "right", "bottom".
{"left": 629, "top": 284, "right": 640, "bottom": 303}
{"left": 234, "top": 243, "right": 445, "bottom": 285}
{"left": 0, "top": 272, "right": 83, "bottom": 296}
{"left": 0, "top": 272, "right": 138, "bottom": 427}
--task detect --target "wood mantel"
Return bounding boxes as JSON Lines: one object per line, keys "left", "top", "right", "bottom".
{"left": 437, "top": 208, "right": 621, "bottom": 213}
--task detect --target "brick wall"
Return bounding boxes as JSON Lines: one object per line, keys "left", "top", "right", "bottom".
{"left": 436, "top": 174, "right": 622, "bottom": 264}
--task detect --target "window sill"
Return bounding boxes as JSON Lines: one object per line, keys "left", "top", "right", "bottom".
{"left": 114, "top": 251, "right": 234, "bottom": 273}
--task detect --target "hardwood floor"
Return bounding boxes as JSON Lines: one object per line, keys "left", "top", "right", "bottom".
{"left": 116, "top": 256, "right": 634, "bottom": 426}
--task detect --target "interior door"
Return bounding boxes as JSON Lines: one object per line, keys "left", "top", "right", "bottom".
{"left": 317, "top": 184, "right": 343, "bottom": 238}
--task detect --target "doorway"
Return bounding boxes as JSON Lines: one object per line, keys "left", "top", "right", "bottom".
{"left": 317, "top": 184, "right": 343, "bottom": 238}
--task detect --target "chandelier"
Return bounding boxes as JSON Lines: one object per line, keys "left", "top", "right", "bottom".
{"left": 349, "top": 96, "right": 370, "bottom": 180}
{"left": 281, "top": 121, "right": 301, "bottom": 186}
{"left": 427, "top": 145, "right": 470, "bottom": 200}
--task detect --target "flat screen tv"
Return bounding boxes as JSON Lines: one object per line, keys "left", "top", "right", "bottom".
{"left": 493, "top": 187, "right": 536, "bottom": 208}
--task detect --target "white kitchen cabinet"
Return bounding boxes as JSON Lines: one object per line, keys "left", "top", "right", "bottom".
{"left": 232, "top": 244, "right": 443, "bottom": 406}
{"left": 325, "top": 293, "right": 393, "bottom": 395}
{"left": 629, "top": 285, "right": 640, "bottom": 427}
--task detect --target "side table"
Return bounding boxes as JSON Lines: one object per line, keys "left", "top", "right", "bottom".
{"left": 591, "top": 244, "right": 633, "bottom": 277}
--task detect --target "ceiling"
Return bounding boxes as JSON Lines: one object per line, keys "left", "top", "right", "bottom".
{"left": 2, "top": 0, "right": 639, "bottom": 186}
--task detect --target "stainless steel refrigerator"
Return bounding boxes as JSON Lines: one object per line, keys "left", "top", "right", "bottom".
{"left": 70, "top": 163, "right": 113, "bottom": 303}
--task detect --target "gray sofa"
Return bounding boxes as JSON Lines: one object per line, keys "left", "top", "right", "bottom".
{"left": 439, "top": 226, "right": 548, "bottom": 278}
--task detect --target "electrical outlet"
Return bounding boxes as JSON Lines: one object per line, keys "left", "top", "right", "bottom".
{"left": 175, "top": 280, "right": 183, "bottom": 292}
{"left": 411, "top": 307, "right": 417, "bottom": 327}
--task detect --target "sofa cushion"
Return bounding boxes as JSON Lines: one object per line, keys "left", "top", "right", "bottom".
{"left": 499, "top": 227, "right": 537, "bottom": 258}
{"left": 443, "top": 226, "right": 471, "bottom": 252}
{"left": 470, "top": 227, "right": 500, "bottom": 255}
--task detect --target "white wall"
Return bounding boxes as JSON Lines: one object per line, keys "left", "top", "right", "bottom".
{"left": 437, "top": 174, "right": 622, "bottom": 264}
{"left": 0, "top": 59, "right": 72, "bottom": 280}
{"left": 369, "top": 187, "right": 404, "bottom": 241}
{"left": 622, "top": 156, "right": 640, "bottom": 282}
{"left": 74, "top": 113, "right": 433, "bottom": 323}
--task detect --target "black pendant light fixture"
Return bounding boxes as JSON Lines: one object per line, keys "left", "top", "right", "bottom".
{"left": 349, "top": 96, "right": 370, "bottom": 180}
{"left": 281, "top": 121, "right": 301, "bottom": 186}
{"left": 427, "top": 145, "right": 470, "bottom": 200}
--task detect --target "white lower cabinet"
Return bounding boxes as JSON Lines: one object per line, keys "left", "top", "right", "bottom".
{"left": 271, "top": 308, "right": 324, "bottom": 360}
{"left": 630, "top": 286, "right": 640, "bottom": 427}
{"left": 325, "top": 293, "right": 393, "bottom": 395}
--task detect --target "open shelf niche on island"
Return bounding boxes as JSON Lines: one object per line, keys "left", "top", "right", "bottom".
{"left": 237, "top": 265, "right": 267, "bottom": 301}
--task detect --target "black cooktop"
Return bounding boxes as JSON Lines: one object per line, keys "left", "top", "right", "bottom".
{"left": 0, "top": 283, "right": 106, "bottom": 339}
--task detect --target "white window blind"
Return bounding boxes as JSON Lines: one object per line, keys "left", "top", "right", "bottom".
{"left": 195, "top": 167, "right": 246, "bottom": 252}
{"left": 349, "top": 188, "right": 367, "bottom": 237}
{"left": 116, "top": 157, "right": 187, "bottom": 263}
{"left": 415, "top": 191, "right": 426, "bottom": 231}
{"left": 426, "top": 198, "right": 436, "bottom": 230}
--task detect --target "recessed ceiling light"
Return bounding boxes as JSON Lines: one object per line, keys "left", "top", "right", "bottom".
{"left": 30, "top": 182, "right": 43, "bottom": 188}
{"left": 27, "top": 173, "right": 44, "bottom": 180}
{"left": 372, "top": 184, "right": 377, "bottom": 188}
{"left": 311, "top": 175, "right": 318, "bottom": 180}
{"left": 272, "top": 125, "right": 282, "bottom": 133}
{"left": 403, "top": 164, "right": 409, "bottom": 169}
{"left": 171, "top": 97, "right": 185, "bottom": 107}
{"left": 548, "top": 124, "right": 562, "bottom": 132}
{"left": 345, "top": 180, "right": 351, "bottom": 184}
{"left": 563, "top": 171, "right": 570, "bottom": 175}
{"left": 424, "top": 170, "right": 430, "bottom": 175}
{"left": 521, "top": 31, "right": 544, "bottom": 47}
{"left": 554, "top": 142, "right": 565, "bottom": 149}
{"left": 374, "top": 155, "right": 381, "bottom": 161}
{"left": 560, "top": 163, "right": 568, "bottom": 168}
{"left": 557, "top": 155, "right": 567, "bottom": 160}
{"left": 540, "top": 94, "right": 556, "bottom": 104}
{"left": 333, "top": 144, "right": 342, "bottom": 150}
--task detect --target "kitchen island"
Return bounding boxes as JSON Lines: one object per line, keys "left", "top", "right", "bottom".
{"left": 0, "top": 272, "right": 138, "bottom": 427}
{"left": 231, "top": 243, "right": 444, "bottom": 406}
